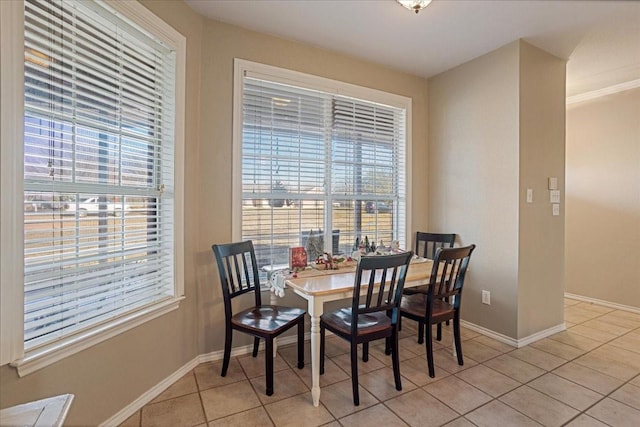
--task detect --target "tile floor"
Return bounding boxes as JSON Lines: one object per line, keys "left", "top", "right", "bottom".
{"left": 120, "top": 299, "right": 640, "bottom": 426}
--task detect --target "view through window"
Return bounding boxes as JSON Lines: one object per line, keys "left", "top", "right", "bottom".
{"left": 239, "top": 68, "right": 408, "bottom": 277}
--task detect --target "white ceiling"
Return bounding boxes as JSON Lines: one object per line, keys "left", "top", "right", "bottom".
{"left": 185, "top": 0, "right": 640, "bottom": 97}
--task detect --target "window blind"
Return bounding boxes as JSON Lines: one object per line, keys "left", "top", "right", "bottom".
{"left": 240, "top": 75, "right": 406, "bottom": 275}
{"left": 23, "top": 0, "right": 176, "bottom": 349}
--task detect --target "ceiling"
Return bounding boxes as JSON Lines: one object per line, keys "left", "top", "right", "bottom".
{"left": 185, "top": 0, "right": 640, "bottom": 97}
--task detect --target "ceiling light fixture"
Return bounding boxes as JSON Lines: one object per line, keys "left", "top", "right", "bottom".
{"left": 397, "top": 0, "right": 432, "bottom": 14}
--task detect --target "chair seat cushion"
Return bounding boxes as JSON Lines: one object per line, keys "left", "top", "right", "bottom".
{"left": 403, "top": 285, "right": 428, "bottom": 295}
{"left": 321, "top": 307, "right": 391, "bottom": 336}
{"left": 232, "top": 305, "right": 305, "bottom": 334}
{"left": 400, "top": 294, "right": 455, "bottom": 321}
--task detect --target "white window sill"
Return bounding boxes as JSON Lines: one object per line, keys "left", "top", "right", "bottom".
{"left": 11, "top": 297, "right": 184, "bottom": 377}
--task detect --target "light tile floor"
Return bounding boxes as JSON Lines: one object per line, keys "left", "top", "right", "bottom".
{"left": 120, "top": 299, "right": 640, "bottom": 427}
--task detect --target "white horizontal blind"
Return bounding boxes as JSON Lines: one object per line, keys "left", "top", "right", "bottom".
{"left": 240, "top": 74, "right": 406, "bottom": 275}
{"left": 23, "top": 0, "right": 176, "bottom": 349}
{"left": 242, "top": 77, "right": 328, "bottom": 268}
{"left": 332, "top": 96, "right": 406, "bottom": 248}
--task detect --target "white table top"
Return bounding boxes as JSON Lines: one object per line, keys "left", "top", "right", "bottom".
{"left": 285, "top": 257, "right": 433, "bottom": 296}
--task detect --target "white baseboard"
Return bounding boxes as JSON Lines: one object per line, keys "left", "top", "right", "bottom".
{"left": 565, "top": 293, "right": 640, "bottom": 314}
{"left": 100, "top": 356, "right": 200, "bottom": 427}
{"left": 101, "top": 332, "right": 309, "bottom": 426}
{"left": 460, "top": 320, "right": 518, "bottom": 347}
{"left": 460, "top": 320, "right": 566, "bottom": 348}
{"left": 515, "top": 323, "right": 567, "bottom": 348}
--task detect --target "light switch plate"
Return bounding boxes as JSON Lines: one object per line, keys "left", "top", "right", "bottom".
{"left": 526, "top": 189, "right": 533, "bottom": 203}
{"left": 550, "top": 190, "right": 560, "bottom": 203}
{"left": 552, "top": 203, "right": 560, "bottom": 216}
{"left": 548, "top": 177, "right": 558, "bottom": 190}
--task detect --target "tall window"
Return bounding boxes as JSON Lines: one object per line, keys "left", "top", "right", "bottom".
{"left": 0, "top": 0, "right": 185, "bottom": 371}
{"left": 235, "top": 60, "right": 409, "bottom": 275}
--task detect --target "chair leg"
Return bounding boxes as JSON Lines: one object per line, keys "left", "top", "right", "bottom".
{"left": 436, "top": 322, "right": 442, "bottom": 341}
{"left": 252, "top": 337, "right": 260, "bottom": 357}
{"left": 453, "top": 314, "right": 464, "bottom": 366}
{"left": 391, "top": 329, "right": 402, "bottom": 391}
{"left": 425, "top": 322, "right": 435, "bottom": 378}
{"left": 418, "top": 321, "right": 424, "bottom": 344}
{"left": 221, "top": 327, "right": 232, "bottom": 377}
{"left": 363, "top": 342, "right": 369, "bottom": 362}
{"left": 320, "top": 323, "right": 325, "bottom": 375}
{"left": 265, "top": 338, "right": 274, "bottom": 396}
{"left": 297, "top": 318, "right": 304, "bottom": 369}
{"left": 385, "top": 336, "right": 391, "bottom": 355}
{"left": 350, "top": 343, "right": 360, "bottom": 406}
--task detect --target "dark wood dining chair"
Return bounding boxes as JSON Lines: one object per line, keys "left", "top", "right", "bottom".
{"left": 400, "top": 244, "right": 475, "bottom": 378}
{"left": 319, "top": 252, "right": 413, "bottom": 405}
{"left": 403, "top": 232, "right": 456, "bottom": 343}
{"left": 212, "top": 240, "right": 306, "bottom": 396}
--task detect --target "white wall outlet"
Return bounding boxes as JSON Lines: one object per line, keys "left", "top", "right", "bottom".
{"left": 548, "top": 177, "right": 558, "bottom": 190}
{"left": 552, "top": 203, "right": 560, "bottom": 216}
{"left": 526, "top": 188, "right": 533, "bottom": 203}
{"left": 482, "top": 290, "right": 491, "bottom": 305}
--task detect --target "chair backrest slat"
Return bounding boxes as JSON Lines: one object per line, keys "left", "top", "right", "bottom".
{"left": 427, "top": 245, "right": 475, "bottom": 312}
{"left": 415, "top": 232, "right": 456, "bottom": 260}
{"left": 212, "top": 241, "right": 262, "bottom": 320}
{"left": 351, "top": 252, "right": 413, "bottom": 334}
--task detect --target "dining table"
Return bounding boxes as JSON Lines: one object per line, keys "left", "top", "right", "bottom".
{"left": 279, "top": 256, "right": 434, "bottom": 407}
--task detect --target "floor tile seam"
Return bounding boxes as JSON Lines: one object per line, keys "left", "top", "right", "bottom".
{"left": 495, "top": 388, "right": 575, "bottom": 426}
{"left": 147, "top": 370, "right": 201, "bottom": 405}
{"left": 454, "top": 362, "right": 528, "bottom": 397}
{"left": 198, "top": 383, "right": 264, "bottom": 424}
{"left": 600, "top": 374, "right": 640, "bottom": 412}
{"left": 466, "top": 397, "right": 543, "bottom": 426}
{"left": 379, "top": 395, "right": 462, "bottom": 427}
{"left": 546, "top": 363, "right": 618, "bottom": 397}
{"left": 570, "top": 349, "right": 640, "bottom": 380}
{"left": 598, "top": 318, "right": 640, "bottom": 331}
{"left": 243, "top": 395, "right": 278, "bottom": 427}
{"left": 420, "top": 373, "right": 495, "bottom": 417}
{"left": 556, "top": 390, "right": 637, "bottom": 427}
{"left": 195, "top": 385, "right": 209, "bottom": 426}
{"left": 608, "top": 326, "right": 640, "bottom": 346}
{"left": 521, "top": 373, "right": 609, "bottom": 413}
{"left": 565, "top": 326, "right": 623, "bottom": 345}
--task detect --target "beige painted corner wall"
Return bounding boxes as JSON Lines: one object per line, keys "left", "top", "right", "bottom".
{"left": 428, "top": 40, "right": 566, "bottom": 340}
{"left": 428, "top": 41, "right": 521, "bottom": 338}
{"left": 517, "top": 42, "right": 566, "bottom": 338}
{"left": 0, "top": 1, "right": 204, "bottom": 425}
{"left": 195, "top": 17, "right": 430, "bottom": 352}
{"left": 566, "top": 88, "right": 640, "bottom": 308}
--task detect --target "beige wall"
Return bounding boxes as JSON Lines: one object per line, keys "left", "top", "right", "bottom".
{"left": 517, "top": 42, "right": 566, "bottom": 338}
{"left": 0, "top": 1, "right": 429, "bottom": 425}
{"left": 428, "top": 40, "right": 565, "bottom": 340}
{"left": 0, "top": 1, "right": 204, "bottom": 425}
{"left": 428, "top": 41, "right": 521, "bottom": 338}
{"left": 566, "top": 88, "right": 640, "bottom": 308}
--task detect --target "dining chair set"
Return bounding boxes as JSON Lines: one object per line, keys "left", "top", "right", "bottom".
{"left": 212, "top": 233, "right": 475, "bottom": 406}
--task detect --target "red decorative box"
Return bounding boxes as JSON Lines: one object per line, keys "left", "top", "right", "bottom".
{"left": 289, "top": 247, "right": 308, "bottom": 269}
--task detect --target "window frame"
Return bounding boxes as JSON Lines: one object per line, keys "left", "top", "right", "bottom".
{"left": 0, "top": 0, "right": 186, "bottom": 375}
{"left": 232, "top": 59, "right": 413, "bottom": 272}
